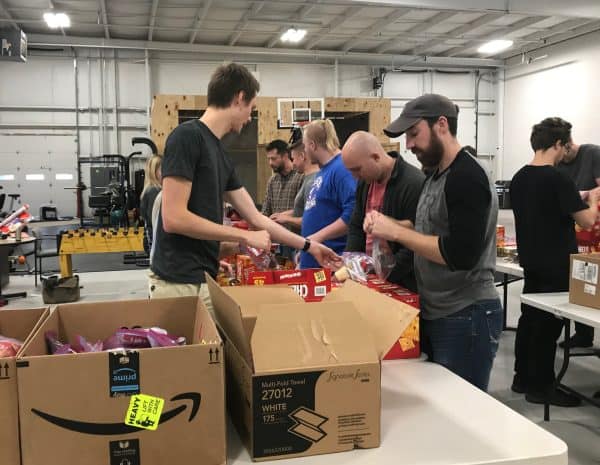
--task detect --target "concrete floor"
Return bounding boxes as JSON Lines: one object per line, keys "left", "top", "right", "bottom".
{"left": 1, "top": 266, "right": 599, "bottom": 464}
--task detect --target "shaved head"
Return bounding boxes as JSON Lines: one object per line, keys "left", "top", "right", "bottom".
{"left": 342, "top": 131, "right": 391, "bottom": 183}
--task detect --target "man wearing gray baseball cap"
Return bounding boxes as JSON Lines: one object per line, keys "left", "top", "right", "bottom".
{"left": 365, "top": 94, "right": 502, "bottom": 391}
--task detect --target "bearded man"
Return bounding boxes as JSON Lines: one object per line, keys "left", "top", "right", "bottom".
{"left": 363, "top": 94, "right": 502, "bottom": 392}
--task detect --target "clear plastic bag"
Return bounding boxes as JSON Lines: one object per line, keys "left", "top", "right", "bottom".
{"left": 372, "top": 238, "right": 396, "bottom": 281}
{"left": 0, "top": 335, "right": 23, "bottom": 357}
{"left": 334, "top": 252, "right": 374, "bottom": 283}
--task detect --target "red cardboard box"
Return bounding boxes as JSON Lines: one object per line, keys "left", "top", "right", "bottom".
{"left": 247, "top": 268, "right": 332, "bottom": 302}
{"left": 365, "top": 276, "right": 420, "bottom": 360}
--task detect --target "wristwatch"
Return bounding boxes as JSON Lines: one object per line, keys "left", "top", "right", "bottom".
{"left": 302, "top": 238, "right": 312, "bottom": 252}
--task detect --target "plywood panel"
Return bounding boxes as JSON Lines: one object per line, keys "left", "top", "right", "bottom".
{"left": 256, "top": 145, "right": 273, "bottom": 205}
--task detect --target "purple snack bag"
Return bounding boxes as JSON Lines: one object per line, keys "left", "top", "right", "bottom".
{"left": 45, "top": 330, "right": 76, "bottom": 355}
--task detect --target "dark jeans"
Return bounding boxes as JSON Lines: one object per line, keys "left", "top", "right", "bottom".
{"left": 421, "top": 299, "right": 503, "bottom": 391}
{"left": 514, "top": 269, "right": 566, "bottom": 393}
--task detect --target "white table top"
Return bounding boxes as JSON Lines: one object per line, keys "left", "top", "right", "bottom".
{"left": 228, "top": 360, "right": 567, "bottom": 465}
{"left": 496, "top": 258, "right": 524, "bottom": 278}
{"left": 0, "top": 236, "right": 35, "bottom": 246}
{"left": 521, "top": 292, "right": 600, "bottom": 328}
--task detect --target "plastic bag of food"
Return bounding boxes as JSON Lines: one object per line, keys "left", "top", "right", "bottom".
{"left": 0, "top": 335, "right": 23, "bottom": 357}
{"left": 73, "top": 335, "right": 103, "bottom": 353}
{"left": 372, "top": 238, "right": 396, "bottom": 281}
{"left": 240, "top": 244, "right": 278, "bottom": 270}
{"left": 45, "top": 330, "right": 76, "bottom": 355}
{"left": 333, "top": 252, "right": 374, "bottom": 283}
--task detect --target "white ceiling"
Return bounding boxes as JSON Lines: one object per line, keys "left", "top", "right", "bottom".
{"left": 1, "top": 0, "right": 599, "bottom": 65}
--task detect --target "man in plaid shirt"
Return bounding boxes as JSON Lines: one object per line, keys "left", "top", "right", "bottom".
{"left": 262, "top": 139, "right": 304, "bottom": 231}
{"left": 262, "top": 139, "right": 304, "bottom": 259}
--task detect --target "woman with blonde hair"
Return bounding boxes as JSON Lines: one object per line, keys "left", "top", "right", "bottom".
{"left": 140, "top": 155, "right": 162, "bottom": 254}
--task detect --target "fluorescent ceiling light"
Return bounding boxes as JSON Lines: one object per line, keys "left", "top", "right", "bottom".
{"left": 281, "top": 28, "right": 306, "bottom": 44}
{"left": 55, "top": 173, "right": 74, "bottom": 181}
{"left": 43, "top": 12, "right": 71, "bottom": 29}
{"left": 0, "top": 174, "right": 15, "bottom": 181}
{"left": 478, "top": 39, "right": 513, "bottom": 55}
{"left": 26, "top": 174, "right": 45, "bottom": 181}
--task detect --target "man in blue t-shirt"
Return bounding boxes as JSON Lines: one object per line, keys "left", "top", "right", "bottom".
{"left": 300, "top": 120, "right": 356, "bottom": 269}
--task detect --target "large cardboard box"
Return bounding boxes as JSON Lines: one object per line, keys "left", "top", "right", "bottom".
{"left": 207, "top": 276, "right": 418, "bottom": 461}
{"left": 569, "top": 253, "right": 600, "bottom": 309}
{"left": 17, "top": 297, "right": 226, "bottom": 465}
{"left": 0, "top": 307, "right": 48, "bottom": 465}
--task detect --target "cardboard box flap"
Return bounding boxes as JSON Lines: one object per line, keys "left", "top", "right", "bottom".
{"left": 217, "top": 286, "right": 303, "bottom": 319}
{"left": 251, "top": 302, "right": 378, "bottom": 373}
{"left": 324, "top": 280, "right": 418, "bottom": 359}
{"left": 207, "top": 275, "right": 253, "bottom": 367}
{"left": 0, "top": 308, "right": 48, "bottom": 354}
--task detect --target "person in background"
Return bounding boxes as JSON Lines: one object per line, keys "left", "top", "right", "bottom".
{"left": 300, "top": 119, "right": 356, "bottom": 269}
{"left": 342, "top": 131, "right": 424, "bottom": 291}
{"left": 510, "top": 117, "right": 600, "bottom": 406}
{"left": 556, "top": 138, "right": 600, "bottom": 349}
{"left": 270, "top": 131, "right": 319, "bottom": 232}
{"left": 261, "top": 139, "right": 304, "bottom": 259}
{"left": 365, "top": 94, "right": 502, "bottom": 391}
{"left": 150, "top": 63, "right": 340, "bottom": 308}
{"left": 140, "top": 155, "right": 162, "bottom": 254}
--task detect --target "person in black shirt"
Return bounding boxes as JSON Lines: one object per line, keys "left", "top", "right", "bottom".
{"left": 150, "top": 63, "right": 340, "bottom": 308}
{"left": 556, "top": 140, "right": 600, "bottom": 348}
{"left": 511, "top": 117, "right": 600, "bottom": 407}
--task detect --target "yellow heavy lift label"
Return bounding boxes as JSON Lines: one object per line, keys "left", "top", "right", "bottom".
{"left": 124, "top": 393, "right": 164, "bottom": 431}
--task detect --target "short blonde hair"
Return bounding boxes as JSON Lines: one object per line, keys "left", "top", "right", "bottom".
{"left": 303, "top": 119, "right": 340, "bottom": 153}
{"left": 142, "top": 155, "right": 162, "bottom": 196}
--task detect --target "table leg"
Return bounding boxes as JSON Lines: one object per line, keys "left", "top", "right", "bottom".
{"left": 503, "top": 273, "right": 508, "bottom": 330}
{"left": 59, "top": 254, "right": 73, "bottom": 278}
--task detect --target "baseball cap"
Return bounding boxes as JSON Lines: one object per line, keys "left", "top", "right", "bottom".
{"left": 384, "top": 93, "right": 459, "bottom": 137}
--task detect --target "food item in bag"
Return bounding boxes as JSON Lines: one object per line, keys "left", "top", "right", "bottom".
{"left": 372, "top": 238, "right": 396, "bottom": 281}
{"left": 0, "top": 335, "right": 23, "bottom": 357}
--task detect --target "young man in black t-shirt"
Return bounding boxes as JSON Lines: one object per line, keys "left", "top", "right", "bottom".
{"left": 556, "top": 140, "right": 600, "bottom": 348}
{"left": 150, "top": 63, "right": 339, "bottom": 308}
{"left": 511, "top": 117, "right": 600, "bottom": 407}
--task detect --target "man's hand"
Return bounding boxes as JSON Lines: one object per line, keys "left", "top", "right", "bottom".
{"left": 270, "top": 211, "right": 290, "bottom": 225}
{"left": 588, "top": 186, "right": 600, "bottom": 204}
{"left": 365, "top": 211, "right": 404, "bottom": 242}
{"left": 243, "top": 230, "right": 271, "bottom": 251}
{"left": 309, "top": 241, "right": 343, "bottom": 269}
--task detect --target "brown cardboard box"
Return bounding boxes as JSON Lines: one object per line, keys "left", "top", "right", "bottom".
{"left": 207, "top": 276, "right": 418, "bottom": 461}
{"left": 0, "top": 307, "right": 48, "bottom": 465}
{"left": 17, "top": 297, "right": 226, "bottom": 465}
{"left": 569, "top": 253, "right": 600, "bottom": 309}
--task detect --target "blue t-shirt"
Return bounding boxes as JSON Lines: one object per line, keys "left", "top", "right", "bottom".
{"left": 300, "top": 154, "right": 356, "bottom": 268}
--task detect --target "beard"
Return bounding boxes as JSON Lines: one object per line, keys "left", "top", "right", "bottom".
{"left": 412, "top": 131, "right": 444, "bottom": 169}
{"left": 272, "top": 164, "right": 284, "bottom": 174}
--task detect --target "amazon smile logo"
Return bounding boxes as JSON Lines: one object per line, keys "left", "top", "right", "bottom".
{"left": 31, "top": 392, "right": 201, "bottom": 435}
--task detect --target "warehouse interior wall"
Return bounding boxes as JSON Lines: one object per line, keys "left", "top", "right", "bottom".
{"left": 502, "top": 29, "right": 600, "bottom": 180}
{"left": 0, "top": 51, "right": 498, "bottom": 217}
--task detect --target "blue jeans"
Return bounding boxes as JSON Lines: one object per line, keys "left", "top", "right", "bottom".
{"left": 421, "top": 299, "right": 503, "bottom": 391}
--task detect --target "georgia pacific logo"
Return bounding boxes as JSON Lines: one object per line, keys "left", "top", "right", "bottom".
{"left": 31, "top": 392, "right": 201, "bottom": 435}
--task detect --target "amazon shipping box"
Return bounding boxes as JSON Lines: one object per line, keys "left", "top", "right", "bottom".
{"left": 0, "top": 307, "right": 48, "bottom": 465}
{"left": 17, "top": 297, "right": 225, "bottom": 465}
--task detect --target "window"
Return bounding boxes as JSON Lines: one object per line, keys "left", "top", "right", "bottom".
{"left": 55, "top": 173, "right": 74, "bottom": 181}
{"left": 0, "top": 174, "right": 15, "bottom": 181}
{"left": 25, "top": 174, "right": 45, "bottom": 181}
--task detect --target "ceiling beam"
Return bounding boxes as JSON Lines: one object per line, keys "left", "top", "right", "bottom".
{"left": 375, "top": 10, "right": 458, "bottom": 54}
{"left": 265, "top": 3, "right": 319, "bottom": 48}
{"left": 340, "top": 8, "right": 412, "bottom": 52}
{"left": 27, "top": 32, "right": 503, "bottom": 68}
{"left": 444, "top": 15, "right": 548, "bottom": 57}
{"left": 503, "top": 19, "right": 600, "bottom": 59}
{"left": 412, "top": 12, "right": 503, "bottom": 55}
{"left": 147, "top": 0, "right": 159, "bottom": 41}
{"left": 304, "top": 5, "right": 362, "bottom": 50}
{"left": 98, "top": 0, "right": 110, "bottom": 39}
{"left": 228, "top": 1, "right": 265, "bottom": 46}
{"left": 0, "top": 0, "right": 20, "bottom": 30}
{"left": 189, "top": 0, "right": 213, "bottom": 44}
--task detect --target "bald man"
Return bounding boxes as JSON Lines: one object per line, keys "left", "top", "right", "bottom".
{"left": 342, "top": 131, "right": 425, "bottom": 291}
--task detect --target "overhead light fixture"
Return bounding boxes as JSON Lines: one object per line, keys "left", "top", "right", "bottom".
{"left": 43, "top": 12, "right": 71, "bottom": 29}
{"left": 281, "top": 28, "right": 306, "bottom": 44}
{"left": 478, "top": 39, "right": 513, "bottom": 55}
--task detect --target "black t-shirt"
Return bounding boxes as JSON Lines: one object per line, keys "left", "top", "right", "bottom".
{"left": 151, "top": 119, "right": 242, "bottom": 283}
{"left": 511, "top": 165, "right": 587, "bottom": 277}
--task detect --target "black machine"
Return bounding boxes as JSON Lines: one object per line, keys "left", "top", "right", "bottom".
{"left": 76, "top": 137, "right": 158, "bottom": 227}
